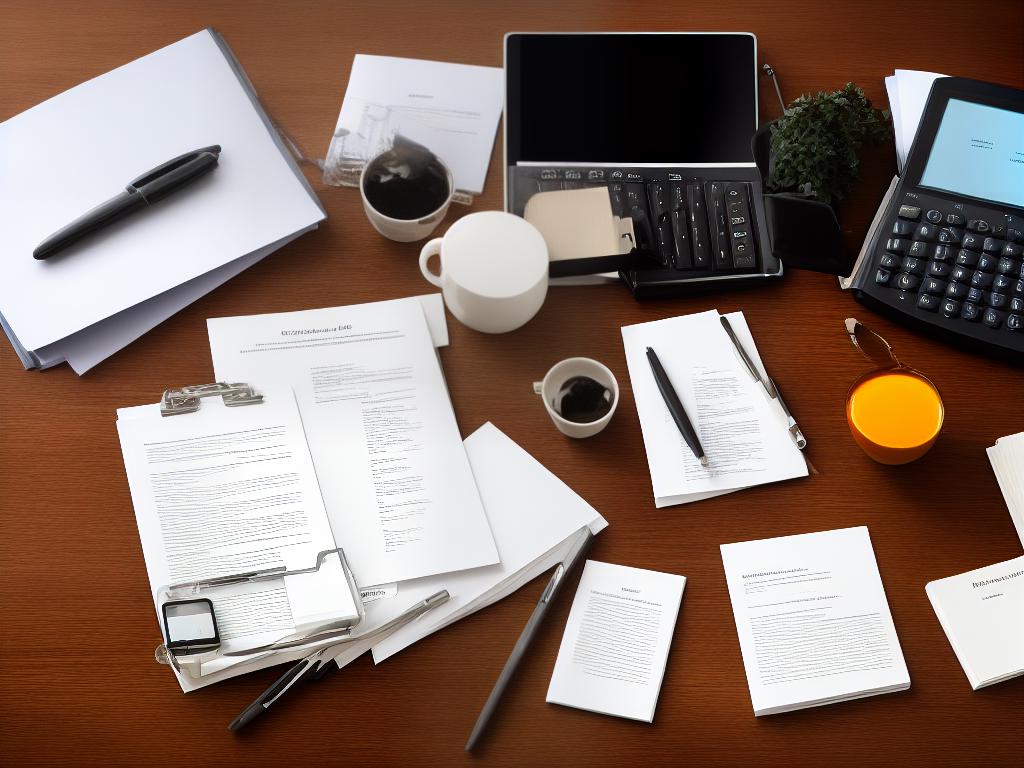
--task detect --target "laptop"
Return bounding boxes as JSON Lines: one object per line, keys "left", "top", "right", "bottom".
{"left": 503, "top": 32, "right": 782, "bottom": 296}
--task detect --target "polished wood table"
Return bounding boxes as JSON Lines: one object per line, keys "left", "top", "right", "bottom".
{"left": 2, "top": 1, "right": 1022, "bottom": 765}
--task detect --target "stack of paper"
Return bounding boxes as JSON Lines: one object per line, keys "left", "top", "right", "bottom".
{"left": 926, "top": 556, "right": 1024, "bottom": 690}
{"left": 621, "top": 310, "right": 808, "bottom": 507}
{"left": 884, "top": 69, "right": 948, "bottom": 172}
{"left": 721, "top": 526, "right": 910, "bottom": 716}
{"left": 0, "top": 29, "right": 325, "bottom": 373}
{"left": 357, "top": 422, "right": 608, "bottom": 667}
{"left": 546, "top": 561, "right": 684, "bottom": 723}
{"left": 988, "top": 433, "right": 1024, "bottom": 548}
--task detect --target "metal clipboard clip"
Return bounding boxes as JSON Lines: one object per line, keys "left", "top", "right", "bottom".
{"left": 160, "top": 381, "right": 263, "bottom": 416}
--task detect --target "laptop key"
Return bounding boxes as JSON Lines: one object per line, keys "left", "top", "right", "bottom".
{"left": 687, "top": 184, "right": 712, "bottom": 269}
{"left": 669, "top": 183, "right": 692, "bottom": 269}
{"left": 706, "top": 181, "right": 731, "bottom": 270}
{"left": 725, "top": 183, "right": 756, "bottom": 268}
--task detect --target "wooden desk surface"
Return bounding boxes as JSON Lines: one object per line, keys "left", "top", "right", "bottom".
{"left": 1, "top": 1, "right": 1022, "bottom": 765}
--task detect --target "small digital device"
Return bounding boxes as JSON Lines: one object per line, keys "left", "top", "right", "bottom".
{"left": 849, "top": 77, "right": 1024, "bottom": 358}
{"left": 504, "top": 32, "right": 781, "bottom": 296}
{"left": 162, "top": 598, "right": 220, "bottom": 655}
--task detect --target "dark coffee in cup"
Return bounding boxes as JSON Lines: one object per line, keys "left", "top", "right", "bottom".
{"left": 554, "top": 375, "right": 613, "bottom": 423}
{"left": 361, "top": 139, "right": 451, "bottom": 220}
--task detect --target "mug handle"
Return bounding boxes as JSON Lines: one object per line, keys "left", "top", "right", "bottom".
{"left": 419, "top": 238, "right": 444, "bottom": 287}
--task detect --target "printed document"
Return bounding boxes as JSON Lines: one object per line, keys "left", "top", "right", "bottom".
{"left": 721, "top": 526, "right": 909, "bottom": 716}
{"left": 207, "top": 297, "right": 498, "bottom": 586}
{"left": 325, "top": 54, "right": 504, "bottom": 194}
{"left": 116, "top": 388, "right": 360, "bottom": 688}
{"left": 546, "top": 561, "right": 685, "bottom": 722}
{"left": 621, "top": 310, "right": 807, "bottom": 507}
{"left": 926, "top": 555, "right": 1024, "bottom": 689}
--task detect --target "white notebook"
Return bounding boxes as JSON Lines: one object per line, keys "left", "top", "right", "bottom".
{"left": 546, "top": 561, "right": 685, "bottom": 723}
{"left": 721, "top": 527, "right": 910, "bottom": 716}
{"left": 621, "top": 309, "right": 808, "bottom": 507}
{"left": 987, "top": 432, "right": 1024, "bottom": 548}
{"left": 926, "top": 556, "right": 1024, "bottom": 690}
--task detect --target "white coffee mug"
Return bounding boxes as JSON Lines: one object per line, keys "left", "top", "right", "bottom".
{"left": 419, "top": 211, "right": 549, "bottom": 334}
{"left": 533, "top": 358, "right": 619, "bottom": 438}
{"left": 360, "top": 151, "right": 455, "bottom": 242}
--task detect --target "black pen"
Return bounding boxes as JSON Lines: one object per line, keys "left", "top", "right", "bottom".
{"left": 646, "top": 346, "right": 708, "bottom": 467}
{"left": 33, "top": 145, "right": 221, "bottom": 260}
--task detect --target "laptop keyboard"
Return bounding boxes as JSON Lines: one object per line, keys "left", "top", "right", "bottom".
{"left": 510, "top": 167, "right": 762, "bottom": 274}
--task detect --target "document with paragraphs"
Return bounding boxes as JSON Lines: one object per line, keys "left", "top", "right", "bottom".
{"left": 721, "top": 526, "right": 909, "bottom": 716}
{"left": 546, "top": 560, "right": 685, "bottom": 722}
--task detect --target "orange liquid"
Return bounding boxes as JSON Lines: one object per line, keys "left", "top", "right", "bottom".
{"left": 847, "top": 370, "right": 943, "bottom": 463}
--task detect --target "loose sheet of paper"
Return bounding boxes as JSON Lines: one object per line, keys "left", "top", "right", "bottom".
{"left": 207, "top": 297, "right": 497, "bottom": 587}
{"left": 926, "top": 555, "right": 1024, "bottom": 689}
{"left": 721, "top": 526, "right": 909, "bottom": 716}
{"left": 621, "top": 310, "right": 807, "bottom": 507}
{"left": 116, "top": 389, "right": 358, "bottom": 676}
{"left": 885, "top": 69, "right": 948, "bottom": 171}
{"left": 546, "top": 560, "right": 685, "bottom": 723}
{"left": 325, "top": 54, "right": 504, "bottom": 194}
{"left": 0, "top": 29, "right": 325, "bottom": 354}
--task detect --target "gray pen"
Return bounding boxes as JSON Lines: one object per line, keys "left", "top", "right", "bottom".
{"left": 465, "top": 526, "right": 594, "bottom": 752}
{"left": 719, "top": 315, "right": 807, "bottom": 450}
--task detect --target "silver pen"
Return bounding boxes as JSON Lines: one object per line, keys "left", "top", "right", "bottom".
{"left": 719, "top": 315, "right": 807, "bottom": 450}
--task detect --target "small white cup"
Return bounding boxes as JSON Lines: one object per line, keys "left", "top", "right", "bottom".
{"left": 533, "top": 358, "right": 619, "bottom": 438}
{"left": 419, "top": 211, "right": 548, "bottom": 334}
{"left": 360, "top": 152, "right": 454, "bottom": 242}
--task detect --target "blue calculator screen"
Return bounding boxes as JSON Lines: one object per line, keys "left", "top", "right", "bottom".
{"left": 920, "top": 99, "right": 1024, "bottom": 208}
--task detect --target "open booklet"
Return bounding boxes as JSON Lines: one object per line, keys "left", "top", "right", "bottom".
{"left": 621, "top": 309, "right": 808, "bottom": 507}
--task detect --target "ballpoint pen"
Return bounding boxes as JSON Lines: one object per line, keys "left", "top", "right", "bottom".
{"left": 645, "top": 346, "right": 708, "bottom": 467}
{"left": 33, "top": 145, "right": 221, "bottom": 260}
{"left": 228, "top": 589, "right": 450, "bottom": 732}
{"left": 720, "top": 315, "right": 807, "bottom": 449}
{"left": 465, "top": 526, "right": 594, "bottom": 752}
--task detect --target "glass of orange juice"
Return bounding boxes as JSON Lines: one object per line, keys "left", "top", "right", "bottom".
{"left": 845, "top": 319, "right": 944, "bottom": 465}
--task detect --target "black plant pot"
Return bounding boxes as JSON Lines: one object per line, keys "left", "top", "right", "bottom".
{"left": 752, "top": 123, "right": 853, "bottom": 277}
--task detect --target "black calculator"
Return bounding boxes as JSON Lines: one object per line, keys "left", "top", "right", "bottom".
{"left": 851, "top": 77, "right": 1024, "bottom": 359}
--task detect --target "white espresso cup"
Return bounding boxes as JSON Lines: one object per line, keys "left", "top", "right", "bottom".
{"left": 419, "top": 211, "right": 549, "bottom": 334}
{"left": 533, "top": 357, "right": 619, "bottom": 438}
{"left": 360, "top": 149, "right": 455, "bottom": 242}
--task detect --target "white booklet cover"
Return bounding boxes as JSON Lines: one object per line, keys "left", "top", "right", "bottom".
{"left": 721, "top": 526, "right": 910, "bottom": 716}
{"left": 926, "top": 556, "right": 1024, "bottom": 690}
{"left": 546, "top": 560, "right": 685, "bottom": 723}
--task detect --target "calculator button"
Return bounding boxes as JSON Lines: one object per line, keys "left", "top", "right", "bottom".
{"left": 945, "top": 281, "right": 969, "bottom": 299}
{"left": 946, "top": 213, "right": 965, "bottom": 226}
{"left": 982, "top": 308, "right": 1003, "bottom": 328}
{"left": 961, "top": 232, "right": 984, "bottom": 251}
{"left": 892, "top": 220, "right": 915, "bottom": 236}
{"left": 933, "top": 245, "right": 955, "bottom": 262}
{"left": 938, "top": 228, "right": 963, "bottom": 245}
{"left": 941, "top": 299, "right": 962, "bottom": 318}
{"left": 894, "top": 273, "right": 921, "bottom": 291}
{"left": 967, "top": 219, "right": 991, "bottom": 233}
{"left": 1012, "top": 297, "right": 1024, "bottom": 312}
{"left": 917, "top": 224, "right": 938, "bottom": 241}
{"left": 886, "top": 238, "right": 909, "bottom": 255}
{"left": 925, "top": 209, "right": 943, "bottom": 223}
{"left": 875, "top": 268, "right": 892, "bottom": 285}
{"left": 1003, "top": 243, "right": 1024, "bottom": 258}
{"left": 955, "top": 250, "right": 980, "bottom": 268}
{"left": 922, "top": 277, "right": 946, "bottom": 295}
{"left": 967, "top": 287, "right": 986, "bottom": 304}
{"left": 961, "top": 302, "right": 981, "bottom": 321}
{"left": 971, "top": 271, "right": 995, "bottom": 289}
{"left": 880, "top": 253, "right": 901, "bottom": 269}
{"left": 898, "top": 205, "right": 921, "bottom": 220}
{"left": 927, "top": 261, "right": 952, "bottom": 278}
{"left": 917, "top": 293, "right": 940, "bottom": 312}
{"left": 1007, "top": 228, "right": 1024, "bottom": 244}
{"left": 993, "top": 274, "right": 1012, "bottom": 292}
{"left": 988, "top": 293, "right": 1008, "bottom": 309}
{"left": 977, "top": 253, "right": 998, "bottom": 272}
{"left": 907, "top": 240, "right": 930, "bottom": 258}
{"left": 997, "top": 257, "right": 1019, "bottom": 274}
{"left": 1009, "top": 314, "right": 1023, "bottom": 331}
{"left": 950, "top": 265, "right": 972, "bottom": 283}
{"left": 982, "top": 237, "right": 1003, "bottom": 254}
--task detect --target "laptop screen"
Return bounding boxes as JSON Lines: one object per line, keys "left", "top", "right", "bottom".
{"left": 505, "top": 33, "right": 758, "bottom": 166}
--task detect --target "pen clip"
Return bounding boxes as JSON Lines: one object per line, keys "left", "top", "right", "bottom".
{"left": 129, "top": 145, "right": 222, "bottom": 189}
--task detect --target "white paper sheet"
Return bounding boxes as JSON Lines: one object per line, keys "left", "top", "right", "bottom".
{"left": 116, "top": 388, "right": 360, "bottom": 690}
{"left": 207, "top": 297, "right": 497, "bottom": 586}
{"left": 325, "top": 55, "right": 504, "bottom": 194}
{"left": 621, "top": 310, "right": 808, "bottom": 507}
{"left": 988, "top": 432, "right": 1024, "bottom": 548}
{"left": 546, "top": 560, "right": 685, "bottom": 723}
{"left": 721, "top": 526, "right": 910, "bottom": 716}
{"left": 888, "top": 69, "right": 948, "bottom": 171}
{"left": 0, "top": 29, "right": 325, "bottom": 355}
{"left": 926, "top": 556, "right": 1024, "bottom": 689}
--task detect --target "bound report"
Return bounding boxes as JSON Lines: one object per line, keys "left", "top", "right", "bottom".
{"left": 987, "top": 432, "right": 1024, "bottom": 547}
{"left": 926, "top": 556, "right": 1024, "bottom": 690}
{"left": 721, "top": 526, "right": 910, "bottom": 716}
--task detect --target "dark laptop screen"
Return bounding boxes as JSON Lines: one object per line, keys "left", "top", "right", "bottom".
{"left": 506, "top": 33, "right": 757, "bottom": 165}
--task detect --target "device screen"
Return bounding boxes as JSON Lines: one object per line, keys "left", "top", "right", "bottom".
{"left": 919, "top": 98, "right": 1024, "bottom": 208}
{"left": 506, "top": 34, "right": 757, "bottom": 164}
